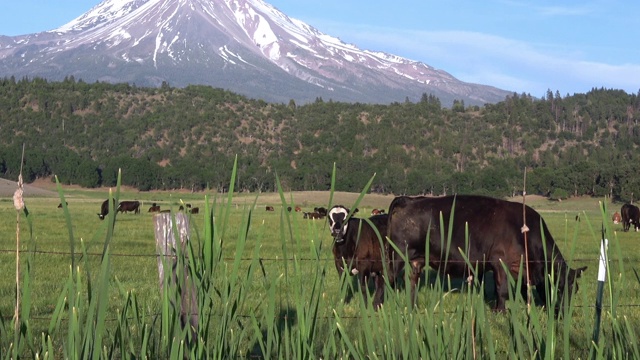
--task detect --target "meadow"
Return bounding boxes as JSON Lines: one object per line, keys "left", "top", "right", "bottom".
{"left": 0, "top": 175, "right": 639, "bottom": 359}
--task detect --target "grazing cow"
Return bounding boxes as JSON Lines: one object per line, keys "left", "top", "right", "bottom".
{"left": 190, "top": 207, "right": 200, "bottom": 214}
{"left": 387, "top": 195, "right": 587, "bottom": 311}
{"left": 287, "top": 206, "right": 292, "bottom": 212}
{"left": 266, "top": 206, "right": 275, "bottom": 211}
{"left": 57, "top": 201, "right": 68, "bottom": 208}
{"left": 621, "top": 203, "right": 640, "bottom": 231}
{"left": 314, "top": 207, "right": 328, "bottom": 217}
{"left": 295, "top": 206, "right": 302, "bottom": 212}
{"left": 612, "top": 211, "right": 621, "bottom": 224}
{"left": 303, "top": 211, "right": 324, "bottom": 219}
{"left": 98, "top": 199, "right": 116, "bottom": 220}
{"left": 118, "top": 200, "right": 141, "bottom": 214}
{"left": 328, "top": 205, "right": 389, "bottom": 308}
{"left": 148, "top": 203, "right": 161, "bottom": 212}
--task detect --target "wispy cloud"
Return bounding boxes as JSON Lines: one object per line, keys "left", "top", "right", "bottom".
{"left": 313, "top": 21, "right": 640, "bottom": 96}
{"left": 498, "top": 0, "right": 597, "bottom": 17}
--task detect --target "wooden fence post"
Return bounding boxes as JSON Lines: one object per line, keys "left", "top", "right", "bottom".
{"left": 154, "top": 212, "right": 199, "bottom": 339}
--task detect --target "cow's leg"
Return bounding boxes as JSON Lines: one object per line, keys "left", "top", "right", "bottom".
{"left": 492, "top": 265, "right": 509, "bottom": 311}
{"left": 359, "top": 274, "right": 369, "bottom": 302}
{"left": 372, "top": 273, "right": 385, "bottom": 309}
{"left": 409, "top": 259, "right": 425, "bottom": 307}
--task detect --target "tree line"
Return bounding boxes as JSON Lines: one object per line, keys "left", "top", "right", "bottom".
{"left": 0, "top": 76, "right": 639, "bottom": 201}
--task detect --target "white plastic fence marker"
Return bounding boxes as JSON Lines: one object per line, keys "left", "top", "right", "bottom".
{"left": 591, "top": 237, "right": 608, "bottom": 351}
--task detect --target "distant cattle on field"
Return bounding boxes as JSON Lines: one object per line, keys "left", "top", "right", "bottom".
{"left": 295, "top": 206, "right": 302, "bottom": 212}
{"left": 98, "top": 199, "right": 116, "bottom": 220}
{"left": 148, "top": 203, "right": 161, "bottom": 212}
{"left": 287, "top": 206, "right": 292, "bottom": 212}
{"left": 328, "top": 205, "right": 389, "bottom": 308}
{"left": 314, "top": 207, "right": 327, "bottom": 217}
{"left": 57, "top": 201, "right": 68, "bottom": 208}
{"left": 612, "top": 211, "right": 621, "bottom": 224}
{"left": 118, "top": 200, "right": 141, "bottom": 214}
{"left": 190, "top": 207, "right": 200, "bottom": 214}
{"left": 266, "top": 206, "right": 275, "bottom": 211}
{"left": 371, "top": 208, "right": 385, "bottom": 215}
{"left": 387, "top": 194, "right": 587, "bottom": 311}
{"left": 304, "top": 211, "right": 324, "bottom": 219}
{"left": 621, "top": 203, "right": 640, "bottom": 232}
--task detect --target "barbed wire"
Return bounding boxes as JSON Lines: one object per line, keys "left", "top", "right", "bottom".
{"left": 0, "top": 248, "right": 616, "bottom": 264}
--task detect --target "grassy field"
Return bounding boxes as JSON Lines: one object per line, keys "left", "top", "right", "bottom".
{"left": 1, "top": 181, "right": 639, "bottom": 358}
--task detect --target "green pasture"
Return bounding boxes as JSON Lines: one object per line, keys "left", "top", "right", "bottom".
{"left": 1, "top": 182, "right": 640, "bottom": 358}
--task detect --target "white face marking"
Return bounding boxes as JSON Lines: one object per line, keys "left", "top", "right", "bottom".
{"left": 328, "top": 206, "right": 350, "bottom": 241}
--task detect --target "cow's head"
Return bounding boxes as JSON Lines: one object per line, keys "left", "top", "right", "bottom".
{"left": 556, "top": 265, "right": 587, "bottom": 312}
{"left": 328, "top": 205, "right": 350, "bottom": 243}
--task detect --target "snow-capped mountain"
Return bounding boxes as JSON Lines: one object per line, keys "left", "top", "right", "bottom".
{"left": 0, "top": 0, "right": 512, "bottom": 105}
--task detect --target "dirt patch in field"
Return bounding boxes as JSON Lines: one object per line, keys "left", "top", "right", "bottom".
{"left": 0, "top": 178, "right": 58, "bottom": 198}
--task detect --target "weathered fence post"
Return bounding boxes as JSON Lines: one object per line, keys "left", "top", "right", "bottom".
{"left": 154, "top": 212, "right": 199, "bottom": 339}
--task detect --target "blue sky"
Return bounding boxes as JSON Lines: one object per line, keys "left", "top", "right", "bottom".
{"left": 2, "top": 0, "right": 638, "bottom": 98}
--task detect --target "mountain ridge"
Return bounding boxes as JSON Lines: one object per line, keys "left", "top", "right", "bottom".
{"left": 0, "top": 0, "right": 513, "bottom": 106}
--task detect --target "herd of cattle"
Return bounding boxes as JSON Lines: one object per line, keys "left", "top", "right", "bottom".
{"left": 91, "top": 199, "right": 200, "bottom": 220}
{"left": 59, "top": 195, "right": 638, "bottom": 311}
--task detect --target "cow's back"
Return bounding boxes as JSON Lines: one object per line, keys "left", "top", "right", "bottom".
{"left": 389, "top": 195, "right": 557, "bottom": 280}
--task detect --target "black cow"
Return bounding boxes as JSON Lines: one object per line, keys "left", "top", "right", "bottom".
{"left": 328, "top": 205, "right": 390, "bottom": 308}
{"left": 118, "top": 200, "right": 141, "bottom": 214}
{"left": 304, "top": 211, "right": 324, "bottom": 219}
{"left": 621, "top": 203, "right": 640, "bottom": 232}
{"left": 190, "top": 207, "right": 200, "bottom": 214}
{"left": 314, "top": 207, "right": 328, "bottom": 217}
{"left": 98, "top": 199, "right": 116, "bottom": 220}
{"left": 57, "top": 201, "right": 68, "bottom": 208}
{"left": 266, "top": 206, "right": 275, "bottom": 211}
{"left": 387, "top": 195, "right": 587, "bottom": 311}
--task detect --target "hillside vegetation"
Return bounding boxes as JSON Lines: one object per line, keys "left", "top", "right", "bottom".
{"left": 0, "top": 77, "right": 639, "bottom": 200}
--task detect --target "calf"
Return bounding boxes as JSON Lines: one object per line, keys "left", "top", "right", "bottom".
{"left": 388, "top": 195, "right": 586, "bottom": 311}
{"left": 328, "top": 205, "right": 390, "bottom": 308}
{"left": 148, "top": 203, "right": 161, "bottom": 212}
{"left": 621, "top": 203, "right": 640, "bottom": 231}
{"left": 118, "top": 200, "right": 141, "bottom": 214}
{"left": 612, "top": 211, "right": 621, "bottom": 224}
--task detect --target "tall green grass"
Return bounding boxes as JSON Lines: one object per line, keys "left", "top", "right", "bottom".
{"left": 1, "top": 162, "right": 640, "bottom": 358}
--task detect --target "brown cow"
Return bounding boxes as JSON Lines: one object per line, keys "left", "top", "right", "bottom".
{"left": 388, "top": 194, "right": 586, "bottom": 311}
{"left": 118, "top": 201, "right": 141, "bottom": 214}
{"left": 266, "top": 206, "right": 275, "bottom": 211}
{"left": 328, "top": 205, "right": 389, "bottom": 308}
{"left": 148, "top": 203, "right": 161, "bottom": 212}
{"left": 295, "top": 206, "right": 302, "bottom": 212}
{"left": 612, "top": 211, "right": 621, "bottom": 224}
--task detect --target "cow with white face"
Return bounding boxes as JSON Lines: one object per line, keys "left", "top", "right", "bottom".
{"left": 328, "top": 205, "right": 390, "bottom": 308}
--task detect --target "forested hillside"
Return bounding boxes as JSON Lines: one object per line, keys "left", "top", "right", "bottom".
{"left": 1, "top": 76, "right": 639, "bottom": 200}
